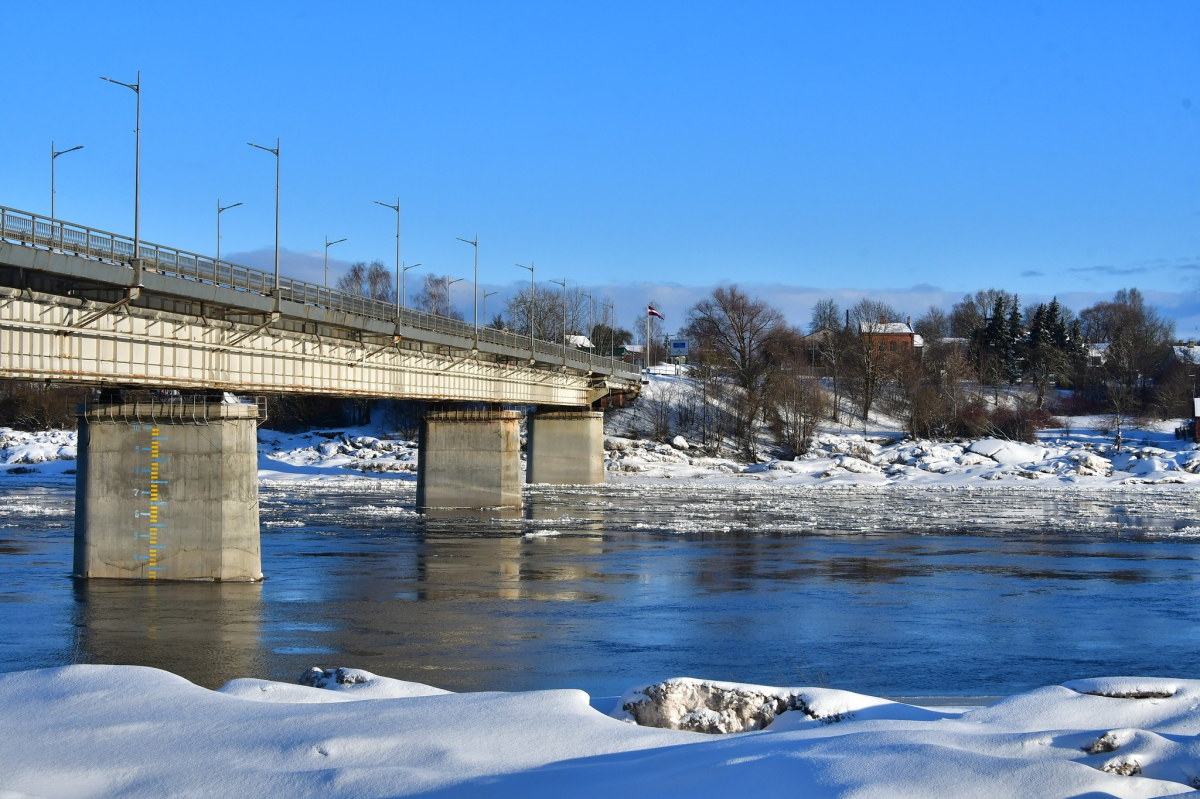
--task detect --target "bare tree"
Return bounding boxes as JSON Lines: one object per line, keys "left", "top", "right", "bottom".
{"left": 847, "top": 298, "right": 902, "bottom": 423}
{"left": 768, "top": 335, "right": 829, "bottom": 457}
{"left": 809, "top": 298, "right": 841, "bottom": 334}
{"left": 1080, "top": 288, "right": 1174, "bottom": 446}
{"left": 682, "top": 286, "right": 786, "bottom": 455}
{"left": 504, "top": 285, "right": 593, "bottom": 343}
{"left": 914, "top": 305, "right": 949, "bottom": 342}
{"left": 411, "top": 274, "right": 464, "bottom": 320}
{"left": 336, "top": 260, "right": 394, "bottom": 304}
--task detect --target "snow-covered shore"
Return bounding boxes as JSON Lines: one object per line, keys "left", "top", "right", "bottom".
{"left": 1, "top": 416, "right": 1196, "bottom": 490}
{"left": 2, "top": 664, "right": 1199, "bottom": 797}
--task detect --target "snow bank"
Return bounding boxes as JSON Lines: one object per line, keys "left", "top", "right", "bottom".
{"left": 603, "top": 427, "right": 1200, "bottom": 489}
{"left": 0, "top": 428, "right": 77, "bottom": 476}
{"left": 3, "top": 411, "right": 1199, "bottom": 491}
{"left": 4, "top": 665, "right": 1200, "bottom": 797}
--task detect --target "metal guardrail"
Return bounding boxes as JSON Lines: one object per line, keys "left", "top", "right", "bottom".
{"left": 0, "top": 205, "right": 639, "bottom": 380}
{"left": 77, "top": 395, "right": 268, "bottom": 423}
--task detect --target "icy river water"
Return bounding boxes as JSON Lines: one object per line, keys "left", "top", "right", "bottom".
{"left": 3, "top": 477, "right": 1200, "bottom": 701}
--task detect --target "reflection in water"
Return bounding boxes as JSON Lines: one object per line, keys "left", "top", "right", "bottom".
{"left": 71, "top": 581, "right": 265, "bottom": 687}
{"left": 1, "top": 480, "right": 1200, "bottom": 698}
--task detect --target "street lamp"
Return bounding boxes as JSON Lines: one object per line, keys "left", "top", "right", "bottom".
{"left": 606, "top": 300, "right": 616, "bottom": 373}
{"left": 550, "top": 278, "right": 568, "bottom": 368}
{"left": 581, "top": 290, "right": 595, "bottom": 345}
{"left": 324, "top": 235, "right": 347, "bottom": 289}
{"left": 247, "top": 139, "right": 281, "bottom": 294}
{"left": 483, "top": 290, "right": 499, "bottom": 326}
{"left": 401, "top": 262, "right": 421, "bottom": 312}
{"left": 445, "top": 277, "right": 463, "bottom": 319}
{"left": 50, "top": 142, "right": 84, "bottom": 221}
{"left": 100, "top": 72, "right": 140, "bottom": 271}
{"left": 456, "top": 236, "right": 479, "bottom": 348}
{"left": 216, "top": 200, "right": 242, "bottom": 266}
{"left": 374, "top": 198, "right": 401, "bottom": 315}
{"left": 516, "top": 262, "right": 535, "bottom": 360}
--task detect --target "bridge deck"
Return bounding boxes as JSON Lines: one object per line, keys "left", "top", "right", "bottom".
{"left": 0, "top": 205, "right": 641, "bottom": 407}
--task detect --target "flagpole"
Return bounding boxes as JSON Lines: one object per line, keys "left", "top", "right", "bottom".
{"left": 646, "top": 305, "right": 651, "bottom": 370}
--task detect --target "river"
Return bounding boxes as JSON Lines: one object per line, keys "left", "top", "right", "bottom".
{"left": 2, "top": 478, "right": 1199, "bottom": 701}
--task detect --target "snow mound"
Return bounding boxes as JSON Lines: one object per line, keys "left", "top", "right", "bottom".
{"left": 968, "top": 438, "right": 1048, "bottom": 465}
{"left": 9, "top": 666, "right": 1200, "bottom": 796}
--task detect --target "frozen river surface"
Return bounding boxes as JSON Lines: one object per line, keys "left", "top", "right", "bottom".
{"left": 2, "top": 478, "right": 1200, "bottom": 700}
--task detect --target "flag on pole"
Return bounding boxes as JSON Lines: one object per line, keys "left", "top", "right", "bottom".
{"left": 647, "top": 304, "right": 665, "bottom": 320}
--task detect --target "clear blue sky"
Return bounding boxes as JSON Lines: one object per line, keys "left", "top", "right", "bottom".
{"left": 4, "top": 1, "right": 1200, "bottom": 334}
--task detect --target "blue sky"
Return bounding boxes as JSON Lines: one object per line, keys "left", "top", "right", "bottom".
{"left": 4, "top": 1, "right": 1200, "bottom": 336}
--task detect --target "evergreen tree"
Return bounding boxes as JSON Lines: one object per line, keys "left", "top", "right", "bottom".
{"left": 1005, "top": 295, "right": 1023, "bottom": 382}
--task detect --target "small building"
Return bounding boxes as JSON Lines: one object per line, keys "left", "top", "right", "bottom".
{"left": 1167, "top": 342, "right": 1200, "bottom": 367}
{"left": 858, "top": 317, "right": 922, "bottom": 355}
{"left": 1087, "top": 343, "right": 1109, "bottom": 368}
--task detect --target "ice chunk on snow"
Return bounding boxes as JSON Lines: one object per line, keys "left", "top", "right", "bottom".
{"left": 291, "top": 667, "right": 451, "bottom": 699}
{"left": 613, "top": 677, "right": 947, "bottom": 734}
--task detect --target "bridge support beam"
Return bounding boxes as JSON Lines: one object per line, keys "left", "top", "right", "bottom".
{"left": 416, "top": 410, "right": 522, "bottom": 511}
{"left": 526, "top": 410, "right": 605, "bottom": 485}
{"left": 73, "top": 401, "right": 263, "bottom": 581}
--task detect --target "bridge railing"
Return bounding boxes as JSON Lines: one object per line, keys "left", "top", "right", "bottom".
{"left": 0, "top": 205, "right": 638, "bottom": 379}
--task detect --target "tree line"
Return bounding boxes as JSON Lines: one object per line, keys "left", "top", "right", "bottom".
{"left": 656, "top": 284, "right": 1184, "bottom": 457}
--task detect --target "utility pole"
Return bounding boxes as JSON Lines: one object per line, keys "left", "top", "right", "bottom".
{"left": 216, "top": 200, "right": 242, "bottom": 267}
{"left": 324, "top": 235, "right": 347, "bottom": 289}
{"left": 401, "top": 262, "right": 421, "bottom": 312}
{"left": 374, "top": 198, "right": 401, "bottom": 315}
{"left": 483, "top": 290, "right": 499, "bottom": 326}
{"left": 100, "top": 71, "right": 140, "bottom": 275}
{"left": 247, "top": 139, "right": 281, "bottom": 295}
{"left": 456, "top": 235, "right": 479, "bottom": 349}
{"left": 551, "top": 278, "right": 567, "bottom": 368}
{"left": 516, "top": 262, "right": 535, "bottom": 363}
{"left": 50, "top": 142, "right": 84, "bottom": 221}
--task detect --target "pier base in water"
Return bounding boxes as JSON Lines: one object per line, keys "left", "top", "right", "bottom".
{"left": 73, "top": 401, "right": 262, "bottom": 581}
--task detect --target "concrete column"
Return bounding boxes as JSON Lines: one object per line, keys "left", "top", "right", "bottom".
{"left": 73, "top": 401, "right": 262, "bottom": 581}
{"left": 416, "top": 410, "right": 522, "bottom": 511}
{"left": 526, "top": 410, "right": 605, "bottom": 485}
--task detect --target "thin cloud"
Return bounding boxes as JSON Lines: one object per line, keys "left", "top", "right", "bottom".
{"left": 1068, "top": 265, "right": 1149, "bottom": 276}
{"left": 1020, "top": 270, "right": 1044, "bottom": 278}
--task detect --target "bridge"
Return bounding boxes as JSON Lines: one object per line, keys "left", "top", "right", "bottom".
{"left": 0, "top": 205, "right": 641, "bottom": 582}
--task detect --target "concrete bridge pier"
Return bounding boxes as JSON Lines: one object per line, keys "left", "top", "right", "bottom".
{"left": 526, "top": 410, "right": 605, "bottom": 485}
{"left": 416, "top": 410, "right": 523, "bottom": 511}
{"left": 73, "top": 399, "right": 263, "bottom": 581}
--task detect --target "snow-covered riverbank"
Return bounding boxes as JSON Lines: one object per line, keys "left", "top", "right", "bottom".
{"left": 2, "top": 664, "right": 1198, "bottom": 797}
{"left": 2, "top": 416, "right": 1196, "bottom": 490}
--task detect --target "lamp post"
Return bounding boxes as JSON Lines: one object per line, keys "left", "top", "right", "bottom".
{"left": 216, "top": 200, "right": 242, "bottom": 266}
{"left": 550, "top": 278, "right": 568, "bottom": 368}
{"left": 456, "top": 236, "right": 479, "bottom": 348}
{"left": 247, "top": 139, "right": 280, "bottom": 294}
{"left": 606, "top": 300, "right": 616, "bottom": 373}
{"left": 374, "top": 198, "right": 401, "bottom": 315}
{"left": 50, "top": 142, "right": 84, "bottom": 221}
{"left": 581, "top": 290, "right": 595, "bottom": 344}
{"left": 482, "top": 290, "right": 498, "bottom": 327}
{"left": 516, "top": 262, "right": 535, "bottom": 361}
{"left": 324, "top": 235, "right": 347, "bottom": 289}
{"left": 100, "top": 72, "right": 140, "bottom": 270}
{"left": 445, "top": 277, "right": 463, "bottom": 319}
{"left": 401, "top": 262, "right": 421, "bottom": 312}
